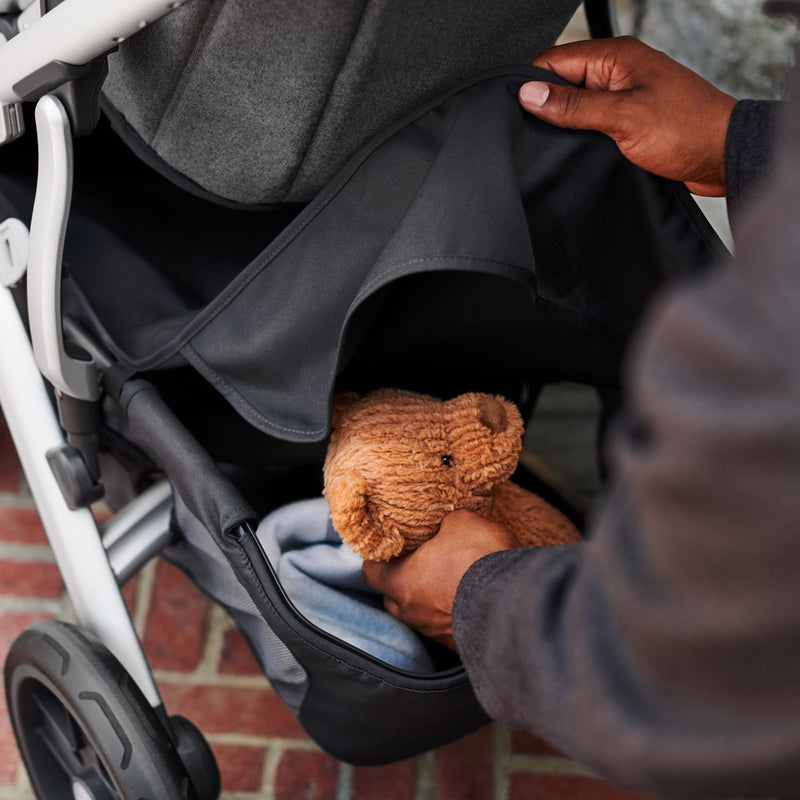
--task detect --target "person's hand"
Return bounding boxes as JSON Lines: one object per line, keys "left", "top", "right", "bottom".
{"left": 519, "top": 37, "right": 738, "bottom": 196}
{"left": 362, "top": 510, "right": 518, "bottom": 650}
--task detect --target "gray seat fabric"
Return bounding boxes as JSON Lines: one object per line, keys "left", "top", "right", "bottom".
{"left": 102, "top": 0, "right": 582, "bottom": 205}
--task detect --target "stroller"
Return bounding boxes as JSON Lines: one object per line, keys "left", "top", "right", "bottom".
{"left": 0, "top": 0, "right": 726, "bottom": 796}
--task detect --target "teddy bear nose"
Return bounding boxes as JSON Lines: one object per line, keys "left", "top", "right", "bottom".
{"left": 477, "top": 396, "right": 508, "bottom": 434}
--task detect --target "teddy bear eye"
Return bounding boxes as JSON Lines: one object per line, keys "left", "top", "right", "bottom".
{"left": 440, "top": 455, "right": 453, "bottom": 467}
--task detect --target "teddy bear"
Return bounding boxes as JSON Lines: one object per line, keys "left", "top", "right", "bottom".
{"left": 323, "top": 388, "right": 581, "bottom": 561}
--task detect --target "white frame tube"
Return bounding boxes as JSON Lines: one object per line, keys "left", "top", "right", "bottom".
{"left": 0, "top": 0, "right": 186, "bottom": 103}
{"left": 0, "top": 283, "right": 163, "bottom": 708}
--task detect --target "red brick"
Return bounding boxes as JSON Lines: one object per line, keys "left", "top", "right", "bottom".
{"left": 1, "top": 613, "right": 55, "bottom": 786}
{"left": 274, "top": 749, "right": 339, "bottom": 800}
{"left": 0, "top": 416, "right": 22, "bottom": 494}
{"left": 0, "top": 560, "right": 63, "bottom": 598}
{"left": 509, "top": 773, "right": 658, "bottom": 800}
{"left": 158, "top": 682, "right": 309, "bottom": 740}
{"left": 0, "top": 507, "right": 46, "bottom": 545}
{"left": 509, "top": 730, "right": 562, "bottom": 756}
{"left": 434, "top": 727, "right": 493, "bottom": 800}
{"left": 352, "top": 758, "right": 417, "bottom": 800}
{"left": 0, "top": 612, "right": 53, "bottom": 660}
{"left": 1, "top": 689, "right": 22, "bottom": 785}
{"left": 219, "top": 626, "right": 262, "bottom": 676}
{"left": 143, "top": 560, "right": 210, "bottom": 672}
{"left": 211, "top": 743, "right": 266, "bottom": 793}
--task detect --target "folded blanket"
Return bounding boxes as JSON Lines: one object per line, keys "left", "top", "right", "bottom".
{"left": 256, "top": 498, "right": 435, "bottom": 672}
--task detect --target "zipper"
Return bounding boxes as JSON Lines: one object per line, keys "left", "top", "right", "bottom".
{"left": 225, "top": 521, "right": 468, "bottom": 684}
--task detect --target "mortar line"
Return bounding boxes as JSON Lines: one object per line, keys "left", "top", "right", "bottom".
{"left": 509, "top": 753, "right": 597, "bottom": 776}
{"left": 492, "top": 724, "right": 511, "bottom": 800}
{"left": 336, "top": 762, "right": 352, "bottom": 800}
{"left": 414, "top": 751, "right": 435, "bottom": 800}
{"left": 193, "top": 600, "right": 231, "bottom": 680}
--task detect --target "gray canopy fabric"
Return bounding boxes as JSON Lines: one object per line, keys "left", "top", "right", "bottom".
{"left": 101, "top": 0, "right": 583, "bottom": 205}
{"left": 74, "top": 67, "right": 725, "bottom": 445}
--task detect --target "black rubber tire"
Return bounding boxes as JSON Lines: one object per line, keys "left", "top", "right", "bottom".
{"left": 4, "top": 619, "right": 197, "bottom": 800}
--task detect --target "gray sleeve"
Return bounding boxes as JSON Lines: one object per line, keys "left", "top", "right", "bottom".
{"left": 453, "top": 88, "right": 800, "bottom": 798}
{"left": 725, "top": 99, "right": 782, "bottom": 230}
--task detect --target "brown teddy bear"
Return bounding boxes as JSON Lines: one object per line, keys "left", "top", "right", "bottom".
{"left": 323, "top": 389, "right": 581, "bottom": 561}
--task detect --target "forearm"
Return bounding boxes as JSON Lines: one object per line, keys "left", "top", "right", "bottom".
{"left": 453, "top": 248, "right": 800, "bottom": 796}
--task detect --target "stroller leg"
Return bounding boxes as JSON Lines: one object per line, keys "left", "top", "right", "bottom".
{"left": 0, "top": 281, "right": 164, "bottom": 712}
{"left": 102, "top": 479, "right": 174, "bottom": 585}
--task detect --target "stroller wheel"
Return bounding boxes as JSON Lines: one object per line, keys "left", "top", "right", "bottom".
{"left": 4, "top": 619, "right": 203, "bottom": 800}
{"left": 169, "top": 715, "right": 221, "bottom": 800}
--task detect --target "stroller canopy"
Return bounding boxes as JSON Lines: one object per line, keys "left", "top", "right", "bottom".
{"left": 67, "top": 67, "right": 725, "bottom": 445}
{"left": 101, "top": 0, "right": 583, "bottom": 205}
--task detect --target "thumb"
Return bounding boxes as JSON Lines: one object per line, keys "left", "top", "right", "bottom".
{"left": 519, "top": 81, "right": 622, "bottom": 136}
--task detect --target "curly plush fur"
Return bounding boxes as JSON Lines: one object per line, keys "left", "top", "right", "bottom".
{"left": 323, "top": 389, "right": 581, "bottom": 561}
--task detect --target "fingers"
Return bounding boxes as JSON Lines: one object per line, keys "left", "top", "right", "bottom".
{"left": 520, "top": 37, "right": 651, "bottom": 136}
{"left": 362, "top": 557, "right": 397, "bottom": 594}
{"left": 521, "top": 35, "right": 736, "bottom": 194}
{"left": 383, "top": 596, "right": 401, "bottom": 620}
{"left": 362, "top": 559, "right": 412, "bottom": 624}
{"left": 530, "top": 36, "right": 646, "bottom": 92}
{"left": 519, "top": 80, "right": 625, "bottom": 136}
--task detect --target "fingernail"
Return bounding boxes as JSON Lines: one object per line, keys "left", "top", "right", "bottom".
{"left": 519, "top": 82, "right": 550, "bottom": 108}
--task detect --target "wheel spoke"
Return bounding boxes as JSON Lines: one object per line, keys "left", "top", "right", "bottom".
{"left": 32, "top": 689, "right": 118, "bottom": 800}
{"left": 32, "top": 690, "right": 85, "bottom": 776}
{"left": 77, "top": 745, "right": 118, "bottom": 799}
{"left": 74, "top": 768, "right": 118, "bottom": 800}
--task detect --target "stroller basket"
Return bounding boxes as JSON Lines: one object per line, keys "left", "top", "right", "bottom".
{"left": 117, "top": 377, "right": 487, "bottom": 765}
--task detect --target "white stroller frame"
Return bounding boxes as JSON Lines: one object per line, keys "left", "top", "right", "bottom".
{"left": 0, "top": 0, "right": 190, "bottom": 719}
{"left": 0, "top": 0, "right": 620, "bottom": 795}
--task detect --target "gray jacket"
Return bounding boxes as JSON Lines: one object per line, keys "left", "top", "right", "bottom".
{"left": 452, "top": 93, "right": 796, "bottom": 797}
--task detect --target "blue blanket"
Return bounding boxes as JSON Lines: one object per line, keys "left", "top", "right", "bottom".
{"left": 256, "top": 498, "right": 435, "bottom": 672}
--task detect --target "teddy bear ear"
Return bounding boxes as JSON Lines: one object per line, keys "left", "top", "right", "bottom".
{"left": 326, "top": 469, "right": 406, "bottom": 561}
{"left": 476, "top": 395, "right": 524, "bottom": 439}
{"left": 476, "top": 395, "right": 509, "bottom": 434}
{"left": 330, "top": 392, "right": 361, "bottom": 430}
{"left": 326, "top": 468, "right": 369, "bottom": 542}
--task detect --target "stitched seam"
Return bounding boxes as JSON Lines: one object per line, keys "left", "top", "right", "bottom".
{"left": 180, "top": 256, "right": 533, "bottom": 438}
{"left": 349, "top": 255, "right": 533, "bottom": 316}
{"left": 220, "top": 505, "right": 256, "bottom": 532}
{"left": 181, "top": 343, "right": 327, "bottom": 437}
